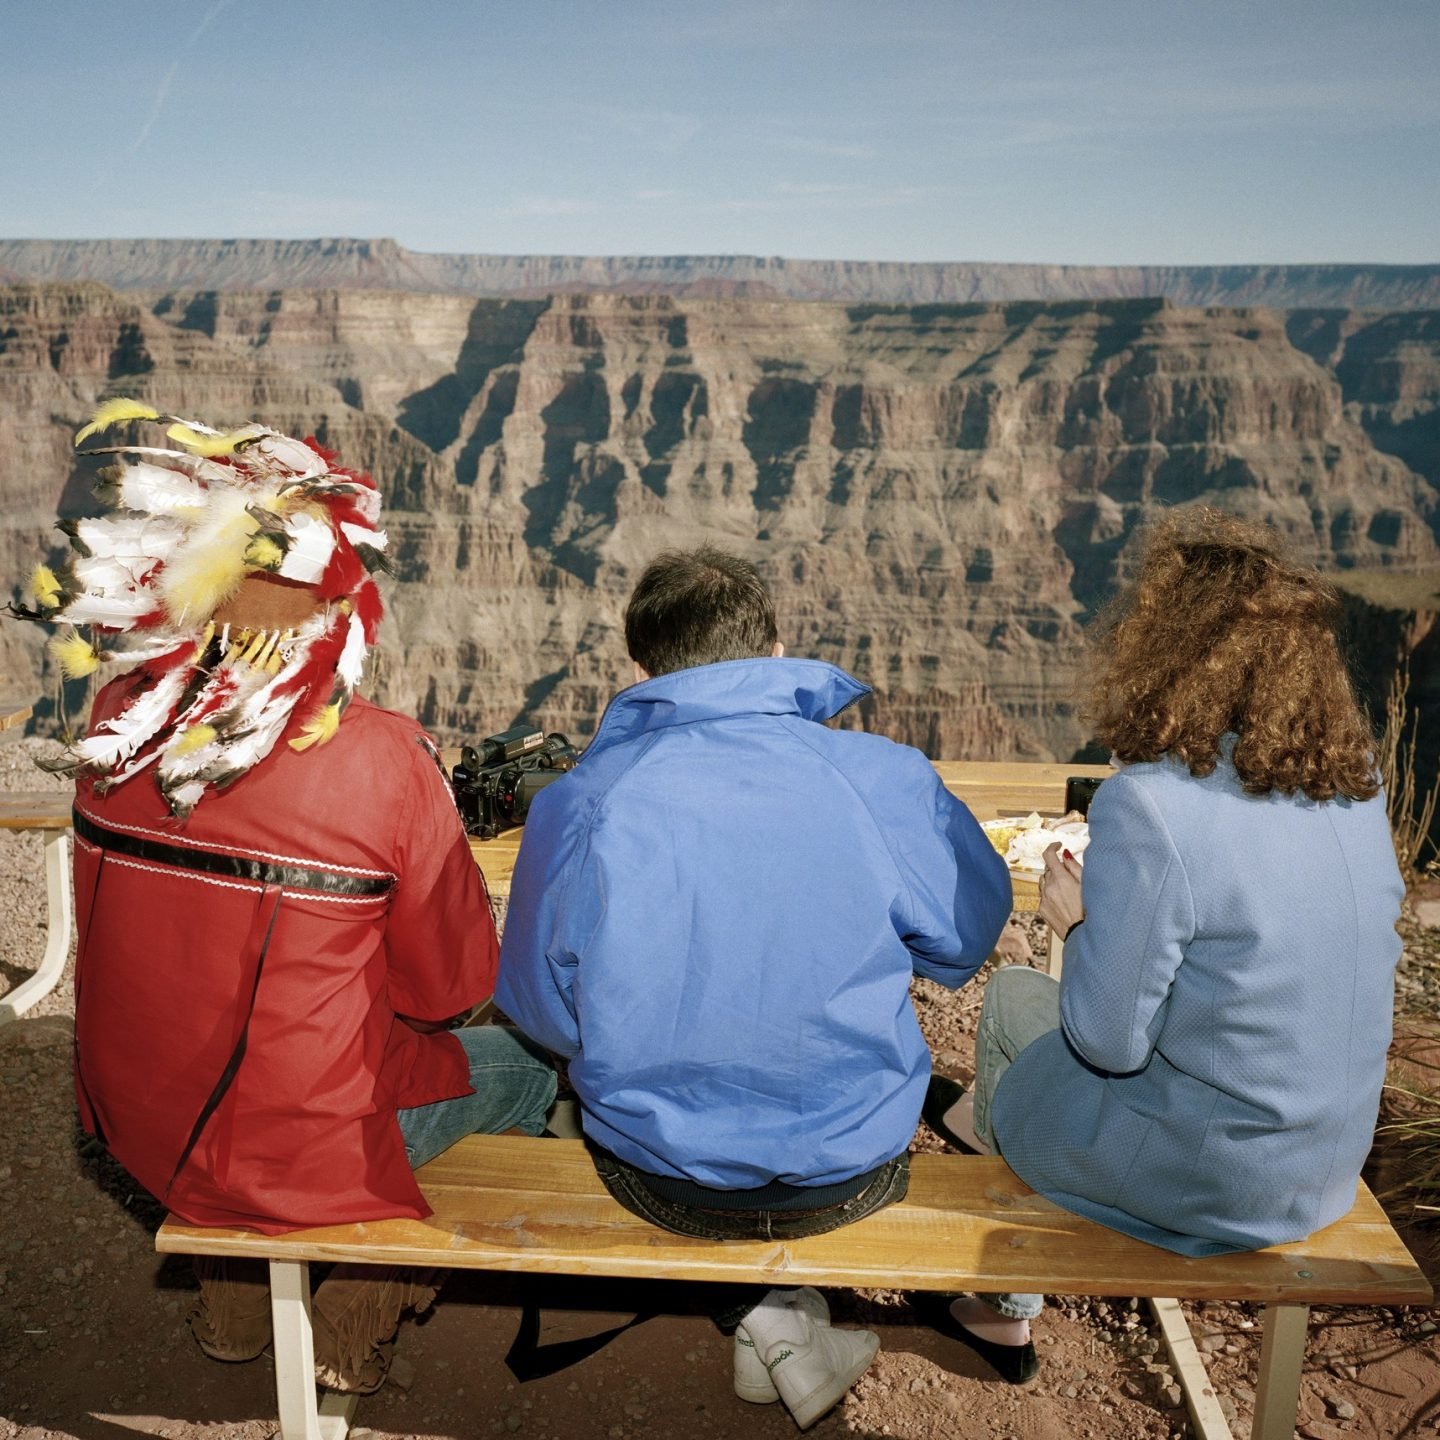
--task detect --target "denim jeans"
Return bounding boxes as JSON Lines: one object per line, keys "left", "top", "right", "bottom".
{"left": 970, "top": 965, "right": 1061, "bottom": 1322}
{"left": 396, "top": 1025, "right": 557, "bottom": 1169}
{"left": 592, "top": 1148, "right": 911, "bottom": 1329}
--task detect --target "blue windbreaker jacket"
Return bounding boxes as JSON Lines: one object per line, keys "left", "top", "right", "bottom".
{"left": 495, "top": 657, "right": 1012, "bottom": 1188}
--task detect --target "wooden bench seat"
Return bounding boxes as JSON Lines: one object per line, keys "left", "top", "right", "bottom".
{"left": 157, "top": 1133, "right": 1431, "bottom": 1440}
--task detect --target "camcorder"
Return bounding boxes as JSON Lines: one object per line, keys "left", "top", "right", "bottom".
{"left": 451, "top": 726, "right": 579, "bottom": 839}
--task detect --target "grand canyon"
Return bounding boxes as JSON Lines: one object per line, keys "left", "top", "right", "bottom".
{"left": 3, "top": 241, "right": 1439, "bottom": 767}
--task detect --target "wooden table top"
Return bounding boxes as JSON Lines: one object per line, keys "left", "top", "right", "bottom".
{"left": 0, "top": 757, "right": 1108, "bottom": 908}
{"left": 468, "top": 758, "right": 1111, "bottom": 905}
{"left": 0, "top": 791, "right": 73, "bottom": 832}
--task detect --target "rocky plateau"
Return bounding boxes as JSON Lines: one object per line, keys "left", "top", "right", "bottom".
{"left": 4, "top": 238, "right": 1440, "bottom": 309}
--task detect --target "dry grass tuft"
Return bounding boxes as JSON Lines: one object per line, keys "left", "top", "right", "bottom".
{"left": 1378, "top": 662, "right": 1439, "bottom": 874}
{"left": 1376, "top": 1053, "right": 1440, "bottom": 1231}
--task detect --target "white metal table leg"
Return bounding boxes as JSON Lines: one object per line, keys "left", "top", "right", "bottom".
{"left": 1045, "top": 926, "right": 1064, "bottom": 978}
{"left": 269, "top": 1259, "right": 358, "bottom": 1440}
{"left": 1251, "top": 1302, "right": 1309, "bottom": 1440}
{"left": 0, "top": 830, "right": 72, "bottom": 1024}
{"left": 1149, "top": 1296, "right": 1234, "bottom": 1440}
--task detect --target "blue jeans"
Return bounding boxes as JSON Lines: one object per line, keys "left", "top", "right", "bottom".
{"left": 592, "top": 1149, "right": 910, "bottom": 1329}
{"left": 396, "top": 1025, "right": 557, "bottom": 1169}
{"left": 970, "top": 966, "right": 1060, "bottom": 1323}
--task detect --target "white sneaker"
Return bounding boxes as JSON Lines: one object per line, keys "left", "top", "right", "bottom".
{"left": 733, "top": 1287, "right": 830, "bottom": 1403}
{"left": 763, "top": 1318, "right": 879, "bottom": 1430}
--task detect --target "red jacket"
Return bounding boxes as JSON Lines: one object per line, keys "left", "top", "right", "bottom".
{"left": 72, "top": 685, "right": 496, "bottom": 1233}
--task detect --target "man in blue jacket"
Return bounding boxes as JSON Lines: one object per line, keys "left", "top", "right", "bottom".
{"left": 497, "top": 545, "right": 1011, "bottom": 1430}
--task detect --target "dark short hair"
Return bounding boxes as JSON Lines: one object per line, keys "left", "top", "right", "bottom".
{"left": 624, "top": 546, "right": 778, "bottom": 677}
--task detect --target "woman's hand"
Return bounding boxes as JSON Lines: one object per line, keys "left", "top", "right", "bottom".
{"left": 1037, "top": 842, "right": 1084, "bottom": 938}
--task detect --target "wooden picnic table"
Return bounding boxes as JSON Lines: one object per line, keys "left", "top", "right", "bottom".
{"left": 467, "top": 758, "right": 1111, "bottom": 966}
{"left": 0, "top": 757, "right": 1109, "bottom": 1023}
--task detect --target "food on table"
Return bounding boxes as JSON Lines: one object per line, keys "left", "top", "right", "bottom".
{"left": 981, "top": 811, "right": 1089, "bottom": 873}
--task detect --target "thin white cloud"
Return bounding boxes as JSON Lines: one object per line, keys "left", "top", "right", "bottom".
{"left": 559, "top": 101, "right": 702, "bottom": 155}
{"left": 243, "top": 191, "right": 386, "bottom": 231}
{"left": 498, "top": 197, "right": 597, "bottom": 219}
{"left": 777, "top": 137, "right": 880, "bottom": 161}
{"left": 129, "top": 0, "right": 236, "bottom": 153}
{"left": 711, "top": 184, "right": 941, "bottom": 215}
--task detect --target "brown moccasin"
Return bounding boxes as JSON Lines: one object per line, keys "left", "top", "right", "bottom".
{"left": 311, "top": 1265, "right": 442, "bottom": 1395}
{"left": 188, "top": 1256, "right": 272, "bottom": 1363}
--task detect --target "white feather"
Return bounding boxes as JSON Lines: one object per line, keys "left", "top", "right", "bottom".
{"left": 251, "top": 433, "right": 327, "bottom": 479}
{"left": 72, "top": 668, "right": 188, "bottom": 771}
{"left": 114, "top": 634, "right": 192, "bottom": 666}
{"left": 350, "top": 486, "right": 382, "bottom": 524}
{"left": 74, "top": 514, "right": 184, "bottom": 561}
{"left": 166, "top": 779, "right": 207, "bottom": 816}
{"left": 336, "top": 610, "right": 367, "bottom": 691}
{"left": 276, "top": 511, "right": 336, "bottom": 584}
{"left": 340, "top": 521, "right": 385, "bottom": 551}
{"left": 106, "top": 746, "right": 164, "bottom": 786}
{"left": 118, "top": 461, "right": 208, "bottom": 515}
{"left": 204, "top": 699, "right": 296, "bottom": 779}
{"left": 58, "top": 590, "right": 161, "bottom": 627}
{"left": 165, "top": 413, "right": 226, "bottom": 437}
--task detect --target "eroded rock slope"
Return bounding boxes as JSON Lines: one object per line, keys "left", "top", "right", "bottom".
{"left": 3, "top": 284, "right": 1437, "bottom": 760}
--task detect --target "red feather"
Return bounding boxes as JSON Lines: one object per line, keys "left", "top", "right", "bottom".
{"left": 180, "top": 673, "right": 239, "bottom": 725}
{"left": 272, "top": 616, "right": 350, "bottom": 700}
{"left": 354, "top": 580, "right": 385, "bottom": 644}
{"left": 315, "top": 542, "right": 364, "bottom": 600}
{"left": 303, "top": 437, "right": 339, "bottom": 466}
{"left": 140, "top": 638, "right": 197, "bottom": 677}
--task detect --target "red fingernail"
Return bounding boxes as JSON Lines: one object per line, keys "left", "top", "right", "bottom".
{"left": 1062, "top": 849, "right": 1074, "bottom": 861}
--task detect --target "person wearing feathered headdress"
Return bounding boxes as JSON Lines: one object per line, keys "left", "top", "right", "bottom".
{"left": 26, "top": 397, "right": 393, "bottom": 814}
{"left": 14, "top": 401, "right": 557, "bottom": 1392}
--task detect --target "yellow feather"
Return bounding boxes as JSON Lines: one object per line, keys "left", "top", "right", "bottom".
{"left": 190, "top": 620, "right": 216, "bottom": 663}
{"left": 50, "top": 630, "right": 100, "bottom": 679}
{"left": 289, "top": 701, "right": 342, "bottom": 752}
{"left": 158, "top": 508, "right": 256, "bottom": 625}
{"left": 165, "top": 422, "right": 254, "bottom": 457}
{"left": 244, "top": 534, "right": 284, "bottom": 571}
{"left": 30, "top": 564, "right": 62, "bottom": 609}
{"left": 75, "top": 399, "right": 161, "bottom": 447}
{"left": 171, "top": 723, "right": 217, "bottom": 756}
{"left": 265, "top": 629, "right": 294, "bottom": 676}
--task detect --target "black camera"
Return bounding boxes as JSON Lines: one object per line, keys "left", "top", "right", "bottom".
{"left": 1064, "top": 775, "right": 1105, "bottom": 818}
{"left": 451, "top": 726, "right": 579, "bottom": 839}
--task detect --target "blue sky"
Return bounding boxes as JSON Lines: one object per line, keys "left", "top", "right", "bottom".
{"left": 4, "top": 0, "right": 1437, "bottom": 264}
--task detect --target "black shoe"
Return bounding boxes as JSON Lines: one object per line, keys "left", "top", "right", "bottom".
{"left": 921, "top": 1075, "right": 981, "bottom": 1155}
{"left": 914, "top": 1292, "right": 1039, "bottom": 1385}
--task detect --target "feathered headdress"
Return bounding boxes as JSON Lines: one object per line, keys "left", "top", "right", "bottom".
{"left": 18, "top": 399, "right": 390, "bottom": 818}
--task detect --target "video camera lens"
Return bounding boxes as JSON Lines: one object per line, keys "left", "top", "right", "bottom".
{"left": 450, "top": 726, "right": 580, "bottom": 839}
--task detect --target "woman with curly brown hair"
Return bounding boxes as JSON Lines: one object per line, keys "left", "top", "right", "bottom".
{"left": 921, "top": 506, "right": 1404, "bottom": 1384}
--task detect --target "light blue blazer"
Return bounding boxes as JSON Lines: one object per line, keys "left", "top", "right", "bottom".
{"left": 991, "top": 740, "right": 1403, "bottom": 1255}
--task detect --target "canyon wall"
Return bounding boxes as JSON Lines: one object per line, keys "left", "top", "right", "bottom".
{"left": 3, "top": 238, "right": 1440, "bottom": 309}
{"left": 3, "top": 283, "right": 1438, "bottom": 764}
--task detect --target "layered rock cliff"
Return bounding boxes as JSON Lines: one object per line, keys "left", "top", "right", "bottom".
{"left": 3, "top": 239, "right": 1440, "bottom": 309}
{"left": 3, "top": 283, "right": 1437, "bottom": 764}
